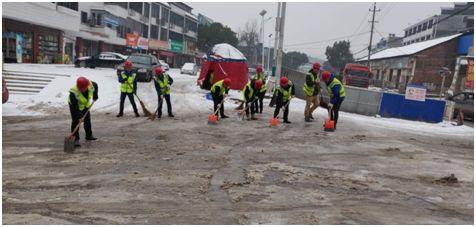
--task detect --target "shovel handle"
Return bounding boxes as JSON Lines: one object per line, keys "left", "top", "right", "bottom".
{"left": 213, "top": 98, "right": 226, "bottom": 115}
{"left": 68, "top": 100, "right": 96, "bottom": 139}
{"left": 238, "top": 98, "right": 259, "bottom": 115}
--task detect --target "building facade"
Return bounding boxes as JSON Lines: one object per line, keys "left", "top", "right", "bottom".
{"left": 402, "top": 2, "right": 473, "bottom": 46}
{"left": 3, "top": 2, "right": 200, "bottom": 68}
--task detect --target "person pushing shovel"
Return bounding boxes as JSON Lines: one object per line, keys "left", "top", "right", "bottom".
{"left": 210, "top": 78, "right": 232, "bottom": 120}
{"left": 242, "top": 79, "right": 263, "bottom": 120}
{"left": 68, "top": 76, "right": 98, "bottom": 147}
{"left": 321, "top": 71, "right": 346, "bottom": 129}
{"left": 117, "top": 60, "right": 140, "bottom": 117}
{"left": 273, "top": 77, "right": 295, "bottom": 124}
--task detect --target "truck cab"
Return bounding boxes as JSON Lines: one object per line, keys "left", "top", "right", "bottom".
{"left": 343, "top": 63, "right": 372, "bottom": 88}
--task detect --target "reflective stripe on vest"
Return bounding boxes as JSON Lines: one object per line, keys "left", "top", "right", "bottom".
{"left": 211, "top": 80, "right": 226, "bottom": 96}
{"left": 254, "top": 73, "right": 267, "bottom": 92}
{"left": 303, "top": 73, "right": 317, "bottom": 96}
{"left": 68, "top": 81, "right": 94, "bottom": 111}
{"left": 242, "top": 81, "right": 254, "bottom": 101}
{"left": 156, "top": 73, "right": 171, "bottom": 94}
{"left": 277, "top": 82, "right": 293, "bottom": 102}
{"left": 120, "top": 71, "right": 136, "bottom": 93}
{"left": 327, "top": 78, "right": 346, "bottom": 98}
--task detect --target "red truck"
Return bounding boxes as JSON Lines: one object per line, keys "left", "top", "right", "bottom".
{"left": 342, "top": 63, "right": 372, "bottom": 88}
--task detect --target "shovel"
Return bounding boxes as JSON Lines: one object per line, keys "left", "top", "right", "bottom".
{"left": 269, "top": 97, "right": 292, "bottom": 127}
{"left": 208, "top": 98, "right": 226, "bottom": 124}
{"left": 323, "top": 106, "right": 335, "bottom": 132}
{"left": 64, "top": 101, "right": 96, "bottom": 153}
{"left": 237, "top": 98, "right": 259, "bottom": 120}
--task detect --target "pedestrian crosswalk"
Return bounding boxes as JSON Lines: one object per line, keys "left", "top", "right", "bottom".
{"left": 3, "top": 70, "right": 70, "bottom": 95}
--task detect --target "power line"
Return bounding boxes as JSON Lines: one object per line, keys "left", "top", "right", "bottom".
{"left": 284, "top": 31, "right": 369, "bottom": 47}
{"left": 379, "top": 2, "right": 397, "bottom": 21}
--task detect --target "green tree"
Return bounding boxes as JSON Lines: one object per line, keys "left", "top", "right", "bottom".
{"left": 198, "top": 23, "right": 238, "bottom": 52}
{"left": 325, "top": 40, "right": 354, "bottom": 72}
{"left": 283, "top": 51, "right": 309, "bottom": 70}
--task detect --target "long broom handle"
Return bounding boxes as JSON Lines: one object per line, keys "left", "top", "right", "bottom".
{"left": 68, "top": 100, "right": 96, "bottom": 139}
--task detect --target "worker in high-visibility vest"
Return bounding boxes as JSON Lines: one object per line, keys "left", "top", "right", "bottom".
{"left": 322, "top": 71, "right": 346, "bottom": 129}
{"left": 253, "top": 65, "right": 266, "bottom": 114}
{"left": 117, "top": 60, "right": 139, "bottom": 117}
{"left": 303, "top": 62, "right": 322, "bottom": 122}
{"left": 154, "top": 67, "right": 174, "bottom": 118}
{"left": 67, "top": 76, "right": 98, "bottom": 147}
{"left": 274, "top": 77, "right": 295, "bottom": 124}
{"left": 242, "top": 79, "right": 263, "bottom": 120}
{"left": 210, "top": 78, "right": 232, "bottom": 119}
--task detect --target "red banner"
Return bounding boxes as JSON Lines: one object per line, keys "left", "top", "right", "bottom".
{"left": 126, "top": 33, "right": 139, "bottom": 47}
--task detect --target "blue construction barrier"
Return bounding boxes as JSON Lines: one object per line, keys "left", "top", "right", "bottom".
{"left": 378, "top": 93, "right": 446, "bottom": 123}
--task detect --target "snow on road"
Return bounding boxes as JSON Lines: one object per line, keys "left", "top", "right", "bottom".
{"left": 2, "top": 64, "right": 473, "bottom": 137}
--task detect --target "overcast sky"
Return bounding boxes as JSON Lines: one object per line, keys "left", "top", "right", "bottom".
{"left": 187, "top": 2, "right": 455, "bottom": 60}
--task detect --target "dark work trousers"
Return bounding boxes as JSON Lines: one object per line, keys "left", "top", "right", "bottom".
{"left": 158, "top": 94, "right": 172, "bottom": 116}
{"left": 274, "top": 100, "right": 289, "bottom": 121}
{"left": 253, "top": 91, "right": 265, "bottom": 113}
{"left": 245, "top": 100, "right": 256, "bottom": 116}
{"left": 119, "top": 92, "right": 138, "bottom": 114}
{"left": 212, "top": 94, "right": 225, "bottom": 117}
{"left": 69, "top": 104, "right": 92, "bottom": 141}
{"left": 330, "top": 97, "right": 345, "bottom": 128}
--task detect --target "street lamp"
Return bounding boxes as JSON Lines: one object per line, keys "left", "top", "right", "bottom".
{"left": 259, "top": 10, "right": 267, "bottom": 68}
{"left": 267, "top": 33, "right": 273, "bottom": 71}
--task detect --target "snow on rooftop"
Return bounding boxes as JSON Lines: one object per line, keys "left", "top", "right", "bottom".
{"left": 358, "top": 33, "right": 463, "bottom": 62}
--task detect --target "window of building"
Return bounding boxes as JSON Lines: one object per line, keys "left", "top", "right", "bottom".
{"left": 428, "top": 19, "right": 433, "bottom": 29}
{"left": 185, "top": 19, "right": 197, "bottom": 33}
{"left": 405, "top": 30, "right": 408, "bottom": 37}
{"left": 170, "top": 12, "right": 184, "bottom": 28}
{"left": 96, "top": 13, "right": 103, "bottom": 26}
{"left": 422, "top": 22, "right": 428, "bottom": 31}
{"left": 160, "top": 28, "right": 168, "bottom": 41}
{"left": 150, "top": 25, "right": 159, "bottom": 39}
{"left": 129, "top": 2, "right": 142, "bottom": 14}
{"left": 169, "top": 31, "right": 183, "bottom": 42}
{"left": 81, "top": 11, "right": 88, "bottom": 24}
{"left": 152, "top": 4, "right": 160, "bottom": 18}
{"left": 412, "top": 27, "right": 417, "bottom": 34}
{"left": 142, "top": 24, "right": 148, "bottom": 38}
{"left": 417, "top": 24, "right": 422, "bottom": 33}
{"left": 161, "top": 8, "right": 170, "bottom": 26}
{"left": 144, "top": 3, "right": 150, "bottom": 18}
{"left": 56, "top": 2, "right": 78, "bottom": 11}
{"left": 426, "top": 35, "right": 431, "bottom": 40}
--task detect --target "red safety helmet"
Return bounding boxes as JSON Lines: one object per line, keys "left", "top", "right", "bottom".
{"left": 312, "top": 62, "right": 321, "bottom": 70}
{"left": 321, "top": 71, "right": 332, "bottom": 82}
{"left": 254, "top": 79, "right": 263, "bottom": 90}
{"left": 76, "top": 76, "right": 89, "bottom": 92}
{"left": 280, "top": 77, "right": 289, "bottom": 87}
{"left": 223, "top": 78, "right": 232, "bottom": 88}
{"left": 256, "top": 66, "right": 263, "bottom": 73}
{"left": 155, "top": 67, "right": 163, "bottom": 75}
{"left": 124, "top": 61, "right": 133, "bottom": 70}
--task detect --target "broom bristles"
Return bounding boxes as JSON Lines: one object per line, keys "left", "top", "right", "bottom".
{"left": 139, "top": 100, "right": 153, "bottom": 117}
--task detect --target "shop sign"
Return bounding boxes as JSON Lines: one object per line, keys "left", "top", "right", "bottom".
{"left": 170, "top": 39, "right": 183, "bottom": 53}
{"left": 405, "top": 85, "right": 426, "bottom": 102}
{"left": 126, "top": 33, "right": 139, "bottom": 47}
{"left": 137, "top": 37, "right": 149, "bottom": 50}
{"left": 466, "top": 59, "right": 473, "bottom": 90}
{"left": 149, "top": 39, "right": 169, "bottom": 50}
{"left": 16, "top": 34, "right": 23, "bottom": 63}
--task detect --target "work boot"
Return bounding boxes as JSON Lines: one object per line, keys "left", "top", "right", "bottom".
{"left": 157, "top": 114, "right": 162, "bottom": 119}
{"left": 250, "top": 114, "right": 258, "bottom": 120}
{"left": 116, "top": 113, "right": 123, "bottom": 117}
{"left": 135, "top": 112, "right": 140, "bottom": 117}
{"left": 85, "top": 136, "right": 97, "bottom": 141}
{"left": 283, "top": 120, "right": 291, "bottom": 124}
{"left": 168, "top": 113, "right": 174, "bottom": 118}
{"left": 221, "top": 115, "right": 229, "bottom": 119}
{"left": 309, "top": 115, "right": 314, "bottom": 120}
{"left": 305, "top": 117, "right": 312, "bottom": 122}
{"left": 74, "top": 140, "right": 81, "bottom": 147}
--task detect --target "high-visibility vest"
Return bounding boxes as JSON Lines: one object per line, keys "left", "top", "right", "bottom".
{"left": 68, "top": 81, "right": 94, "bottom": 111}
{"left": 276, "top": 82, "right": 293, "bottom": 102}
{"left": 156, "top": 73, "right": 171, "bottom": 95}
{"left": 120, "top": 71, "right": 136, "bottom": 93}
{"left": 303, "top": 72, "right": 318, "bottom": 96}
{"left": 327, "top": 77, "right": 346, "bottom": 98}
{"left": 242, "top": 81, "right": 255, "bottom": 102}
{"left": 254, "top": 73, "right": 267, "bottom": 92}
{"left": 211, "top": 80, "right": 227, "bottom": 96}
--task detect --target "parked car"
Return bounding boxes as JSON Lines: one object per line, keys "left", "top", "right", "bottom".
{"left": 159, "top": 60, "right": 170, "bottom": 71}
{"left": 181, "top": 63, "right": 198, "bottom": 75}
{"left": 75, "top": 52, "right": 127, "bottom": 68}
{"left": 2, "top": 79, "right": 9, "bottom": 103}
{"left": 116, "top": 54, "right": 161, "bottom": 82}
{"left": 448, "top": 91, "right": 474, "bottom": 120}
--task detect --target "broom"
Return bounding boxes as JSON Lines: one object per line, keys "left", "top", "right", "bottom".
{"left": 125, "top": 83, "right": 153, "bottom": 117}
{"left": 149, "top": 95, "right": 164, "bottom": 121}
{"left": 64, "top": 100, "right": 96, "bottom": 153}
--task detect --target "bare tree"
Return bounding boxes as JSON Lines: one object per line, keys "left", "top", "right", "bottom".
{"left": 238, "top": 20, "right": 260, "bottom": 65}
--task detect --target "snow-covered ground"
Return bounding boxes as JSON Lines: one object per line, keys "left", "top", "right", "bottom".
{"left": 2, "top": 64, "right": 473, "bottom": 138}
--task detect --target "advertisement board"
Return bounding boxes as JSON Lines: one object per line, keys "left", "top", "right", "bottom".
{"left": 405, "top": 85, "right": 426, "bottom": 102}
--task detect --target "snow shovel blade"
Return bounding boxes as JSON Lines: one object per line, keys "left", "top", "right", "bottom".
{"left": 269, "top": 118, "right": 279, "bottom": 126}
{"left": 64, "top": 136, "right": 75, "bottom": 153}
{"left": 208, "top": 114, "right": 218, "bottom": 124}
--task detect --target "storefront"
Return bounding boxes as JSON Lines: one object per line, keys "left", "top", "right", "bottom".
{"left": 2, "top": 18, "right": 63, "bottom": 63}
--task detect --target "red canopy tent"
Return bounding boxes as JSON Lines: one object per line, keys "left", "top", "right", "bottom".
{"left": 197, "top": 43, "right": 249, "bottom": 90}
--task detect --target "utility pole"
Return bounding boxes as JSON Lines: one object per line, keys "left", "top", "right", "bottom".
{"left": 273, "top": 3, "right": 281, "bottom": 68}
{"left": 259, "top": 10, "right": 267, "bottom": 68}
{"left": 367, "top": 2, "right": 379, "bottom": 67}
{"left": 275, "top": 2, "right": 286, "bottom": 87}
